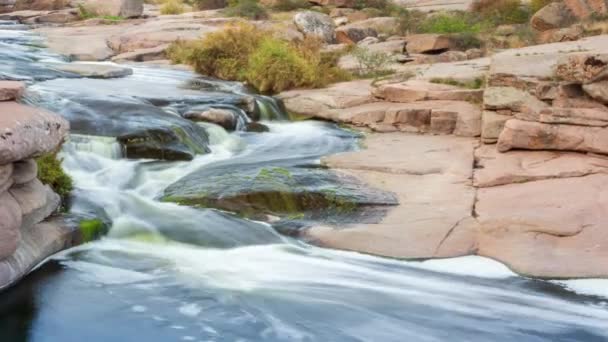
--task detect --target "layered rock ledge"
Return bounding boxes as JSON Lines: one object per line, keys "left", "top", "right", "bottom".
{"left": 0, "top": 81, "right": 76, "bottom": 290}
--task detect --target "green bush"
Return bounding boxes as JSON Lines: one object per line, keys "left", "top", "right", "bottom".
{"left": 351, "top": 46, "right": 394, "bottom": 78}
{"left": 418, "top": 12, "right": 482, "bottom": 34}
{"left": 224, "top": 0, "right": 269, "bottom": 20}
{"left": 167, "top": 24, "right": 348, "bottom": 93}
{"left": 191, "top": 0, "right": 227, "bottom": 9}
{"left": 270, "top": 0, "right": 311, "bottom": 11}
{"left": 160, "top": 0, "right": 185, "bottom": 14}
{"left": 36, "top": 153, "right": 73, "bottom": 200}
{"left": 471, "top": 0, "right": 531, "bottom": 25}
{"left": 529, "top": 0, "right": 554, "bottom": 13}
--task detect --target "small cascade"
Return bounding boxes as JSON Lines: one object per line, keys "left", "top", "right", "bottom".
{"left": 254, "top": 95, "right": 289, "bottom": 121}
{"left": 65, "top": 134, "right": 124, "bottom": 159}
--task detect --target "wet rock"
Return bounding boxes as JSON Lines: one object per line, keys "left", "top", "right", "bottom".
{"left": 294, "top": 11, "right": 336, "bottom": 44}
{"left": 163, "top": 166, "right": 397, "bottom": 218}
{"left": 50, "top": 63, "right": 134, "bottom": 79}
{"left": 530, "top": 2, "right": 575, "bottom": 32}
{"left": 184, "top": 108, "right": 237, "bottom": 131}
{"left": 0, "top": 191, "right": 21, "bottom": 260}
{"left": 11, "top": 159, "right": 37, "bottom": 185}
{"left": 497, "top": 119, "right": 608, "bottom": 155}
{"left": 0, "top": 102, "right": 69, "bottom": 165}
{"left": 245, "top": 122, "right": 269, "bottom": 133}
{"left": 0, "top": 81, "right": 24, "bottom": 101}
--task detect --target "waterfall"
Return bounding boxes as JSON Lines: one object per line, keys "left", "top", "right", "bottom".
{"left": 254, "top": 95, "right": 289, "bottom": 121}
{"left": 65, "top": 134, "right": 124, "bottom": 159}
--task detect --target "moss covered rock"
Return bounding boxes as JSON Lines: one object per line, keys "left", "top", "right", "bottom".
{"left": 36, "top": 153, "right": 73, "bottom": 200}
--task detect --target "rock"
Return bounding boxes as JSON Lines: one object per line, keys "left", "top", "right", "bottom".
{"left": 538, "top": 107, "right": 608, "bottom": 126}
{"left": 563, "top": 0, "right": 608, "bottom": 19}
{"left": 76, "top": 0, "right": 143, "bottom": 18}
{"left": 334, "top": 16, "right": 348, "bottom": 26}
{"left": 465, "top": 48, "right": 484, "bottom": 59}
{"left": 356, "top": 36, "right": 379, "bottom": 46}
{"left": 583, "top": 81, "right": 608, "bottom": 104}
{"left": 0, "top": 81, "right": 24, "bottom": 101}
{"left": 537, "top": 25, "right": 583, "bottom": 44}
{"left": 497, "top": 119, "right": 608, "bottom": 155}
{"left": 0, "top": 9, "right": 48, "bottom": 20}
{"left": 13, "top": 0, "right": 67, "bottom": 10}
{"left": 474, "top": 145, "right": 608, "bottom": 187}
{"left": 338, "top": 17, "right": 397, "bottom": 35}
{"left": 0, "top": 102, "right": 69, "bottom": 165}
{"left": 162, "top": 166, "right": 397, "bottom": 218}
{"left": 245, "top": 122, "right": 269, "bottom": 133}
{"left": 483, "top": 86, "right": 548, "bottom": 113}
{"left": 336, "top": 26, "right": 377, "bottom": 44}
{"left": 35, "top": 9, "right": 78, "bottom": 23}
{"left": 10, "top": 179, "right": 60, "bottom": 228}
{"left": 481, "top": 111, "right": 511, "bottom": 144}
{"left": 476, "top": 174, "right": 608, "bottom": 278}
{"left": 306, "top": 133, "right": 479, "bottom": 259}
{"left": 11, "top": 159, "right": 37, "bottom": 185}
{"left": 530, "top": 2, "right": 575, "bottom": 32}
{"left": 405, "top": 34, "right": 455, "bottom": 54}
{"left": 400, "top": 0, "right": 473, "bottom": 12}
{"left": 183, "top": 108, "right": 238, "bottom": 131}
{"left": 50, "top": 63, "right": 133, "bottom": 79}
{"left": 555, "top": 53, "right": 608, "bottom": 84}
{"left": 329, "top": 7, "right": 354, "bottom": 17}
{"left": 0, "top": 192, "right": 21, "bottom": 260}
{"left": 294, "top": 11, "right": 336, "bottom": 44}
{"left": 0, "top": 164, "right": 12, "bottom": 193}
{"left": 110, "top": 45, "right": 168, "bottom": 62}
{"left": 454, "top": 107, "right": 481, "bottom": 137}
{"left": 373, "top": 79, "right": 483, "bottom": 103}
{"left": 309, "top": 0, "right": 356, "bottom": 7}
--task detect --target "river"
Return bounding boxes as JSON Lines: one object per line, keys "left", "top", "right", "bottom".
{"left": 1, "top": 19, "right": 608, "bottom": 342}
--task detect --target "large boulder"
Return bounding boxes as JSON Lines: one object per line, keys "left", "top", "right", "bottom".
{"left": 294, "top": 11, "right": 336, "bottom": 44}
{"left": 554, "top": 53, "right": 608, "bottom": 84}
{"left": 0, "top": 192, "right": 22, "bottom": 260}
{"left": 530, "top": 2, "right": 575, "bottom": 32}
{"left": 183, "top": 108, "right": 239, "bottom": 131}
{"left": 583, "top": 81, "right": 608, "bottom": 104}
{"left": 0, "top": 81, "right": 24, "bottom": 101}
{"left": 76, "top": 0, "right": 143, "bottom": 18}
{"left": 336, "top": 26, "right": 377, "bottom": 44}
{"left": 563, "top": 0, "right": 608, "bottom": 19}
{"left": 405, "top": 34, "right": 455, "bottom": 54}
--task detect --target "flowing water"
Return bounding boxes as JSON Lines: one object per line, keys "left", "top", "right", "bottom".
{"left": 1, "top": 20, "right": 608, "bottom": 342}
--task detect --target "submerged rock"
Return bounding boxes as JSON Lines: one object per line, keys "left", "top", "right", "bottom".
{"left": 162, "top": 166, "right": 398, "bottom": 219}
{"left": 50, "top": 63, "right": 134, "bottom": 79}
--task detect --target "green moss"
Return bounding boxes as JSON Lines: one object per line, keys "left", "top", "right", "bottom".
{"left": 79, "top": 219, "right": 105, "bottom": 242}
{"left": 36, "top": 153, "right": 73, "bottom": 200}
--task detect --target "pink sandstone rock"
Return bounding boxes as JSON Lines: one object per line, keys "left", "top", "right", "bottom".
{"left": 0, "top": 81, "right": 24, "bottom": 101}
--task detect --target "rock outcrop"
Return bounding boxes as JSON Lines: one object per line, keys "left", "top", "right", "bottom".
{"left": 0, "top": 81, "right": 75, "bottom": 290}
{"left": 293, "top": 11, "right": 336, "bottom": 44}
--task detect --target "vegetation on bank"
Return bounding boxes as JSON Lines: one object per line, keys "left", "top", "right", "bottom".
{"left": 36, "top": 152, "right": 73, "bottom": 201}
{"left": 167, "top": 23, "right": 349, "bottom": 93}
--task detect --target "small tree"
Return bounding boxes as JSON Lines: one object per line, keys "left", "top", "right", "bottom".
{"left": 351, "top": 47, "right": 393, "bottom": 78}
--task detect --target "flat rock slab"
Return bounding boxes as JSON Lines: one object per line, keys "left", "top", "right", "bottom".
{"left": 0, "top": 81, "right": 24, "bottom": 101}
{"left": 50, "top": 63, "right": 133, "bottom": 79}
{"left": 474, "top": 145, "right": 608, "bottom": 187}
{"left": 373, "top": 79, "right": 483, "bottom": 103}
{"left": 306, "top": 133, "right": 479, "bottom": 259}
{"left": 476, "top": 174, "right": 608, "bottom": 278}
{"left": 0, "top": 101, "right": 69, "bottom": 164}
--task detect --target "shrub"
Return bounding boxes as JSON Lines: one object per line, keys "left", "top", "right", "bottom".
{"left": 191, "top": 0, "right": 227, "bottom": 9}
{"left": 530, "top": 0, "right": 554, "bottom": 13}
{"left": 160, "top": 0, "right": 185, "bottom": 14}
{"left": 351, "top": 46, "right": 393, "bottom": 78}
{"left": 270, "top": 0, "right": 311, "bottom": 11}
{"left": 418, "top": 12, "right": 482, "bottom": 34}
{"left": 471, "top": 0, "right": 531, "bottom": 25}
{"left": 451, "top": 32, "right": 483, "bottom": 49}
{"left": 224, "top": 0, "right": 269, "bottom": 20}
{"left": 167, "top": 24, "right": 348, "bottom": 93}
{"left": 36, "top": 153, "right": 73, "bottom": 200}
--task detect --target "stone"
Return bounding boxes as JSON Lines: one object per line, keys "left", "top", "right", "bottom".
{"left": 0, "top": 164, "right": 12, "bottom": 193}
{"left": 330, "top": 7, "right": 354, "bottom": 17}
{"left": 309, "top": 0, "right": 356, "bottom": 7}
{"left": 555, "top": 53, "right": 608, "bottom": 84}
{"left": 11, "top": 159, "right": 37, "bottom": 185}
{"left": 76, "top": 0, "right": 143, "bottom": 18}
{"left": 183, "top": 108, "right": 238, "bottom": 131}
{"left": 0, "top": 81, "right": 24, "bottom": 101}
{"left": 10, "top": 179, "right": 60, "bottom": 228}
{"left": 0, "top": 191, "right": 21, "bottom": 260}
{"left": 474, "top": 145, "right": 608, "bottom": 187}
{"left": 306, "top": 133, "right": 479, "bottom": 259}
{"left": 454, "top": 107, "right": 481, "bottom": 137}
{"left": 583, "top": 81, "right": 608, "bottom": 104}
{"left": 538, "top": 107, "right": 608, "bottom": 126}
{"left": 483, "top": 86, "right": 548, "bottom": 113}
{"left": 476, "top": 174, "right": 608, "bottom": 278}
{"left": 530, "top": 2, "right": 575, "bottom": 32}
{"left": 405, "top": 34, "right": 455, "bottom": 54}
{"left": 110, "top": 45, "right": 168, "bottom": 62}
{"left": 481, "top": 111, "right": 511, "bottom": 144}
{"left": 13, "top": 0, "right": 67, "bottom": 10}
{"left": 336, "top": 26, "right": 377, "bottom": 44}
{"left": 294, "top": 11, "right": 336, "bottom": 44}
{"left": 537, "top": 25, "right": 583, "bottom": 44}
{"left": 497, "top": 119, "right": 608, "bottom": 155}
{"left": 50, "top": 63, "right": 133, "bottom": 79}
{"left": 563, "top": 0, "right": 608, "bottom": 19}
{"left": 357, "top": 36, "right": 380, "bottom": 46}
{"left": 334, "top": 16, "right": 348, "bottom": 26}
{"left": 373, "top": 79, "right": 483, "bottom": 103}
{"left": 430, "top": 111, "right": 457, "bottom": 135}
{"left": 35, "top": 9, "right": 78, "bottom": 23}
{"left": 0, "top": 102, "right": 69, "bottom": 165}
{"left": 399, "top": 0, "right": 472, "bottom": 12}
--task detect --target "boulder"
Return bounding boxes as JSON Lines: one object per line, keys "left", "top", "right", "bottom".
{"left": 538, "top": 107, "right": 608, "bottom": 126}
{"left": 11, "top": 159, "right": 37, "bottom": 185}
{"left": 373, "top": 79, "right": 483, "bottom": 103}
{"left": 0, "top": 81, "right": 24, "bottom": 101}
{"left": 555, "top": 53, "right": 608, "bottom": 84}
{"left": 0, "top": 164, "right": 12, "bottom": 193}
{"left": 336, "top": 26, "right": 377, "bottom": 44}
{"left": 110, "top": 45, "right": 168, "bottom": 62}
{"left": 583, "top": 81, "right": 608, "bottom": 104}
{"left": 405, "top": 34, "right": 455, "bottom": 54}
{"left": 536, "top": 25, "right": 583, "bottom": 44}
{"left": 76, "top": 0, "right": 143, "bottom": 18}
{"left": 563, "top": 0, "right": 608, "bottom": 19}
{"left": 483, "top": 86, "right": 548, "bottom": 112}
{"left": 530, "top": 2, "right": 575, "bottom": 32}
{"left": 35, "top": 9, "right": 78, "bottom": 23}
{"left": 481, "top": 111, "right": 511, "bottom": 144}
{"left": 294, "top": 11, "right": 336, "bottom": 44}
{"left": 10, "top": 179, "right": 60, "bottom": 228}
{"left": 13, "top": 0, "right": 67, "bottom": 10}
{"left": 50, "top": 63, "right": 133, "bottom": 79}
{"left": 0, "top": 102, "right": 69, "bottom": 165}
{"left": 338, "top": 17, "right": 398, "bottom": 35}
{"left": 0, "top": 192, "right": 21, "bottom": 260}
{"left": 497, "top": 119, "right": 608, "bottom": 155}
{"left": 183, "top": 108, "right": 238, "bottom": 131}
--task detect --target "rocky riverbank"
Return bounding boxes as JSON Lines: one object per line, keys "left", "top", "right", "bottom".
{"left": 0, "top": 81, "right": 77, "bottom": 290}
